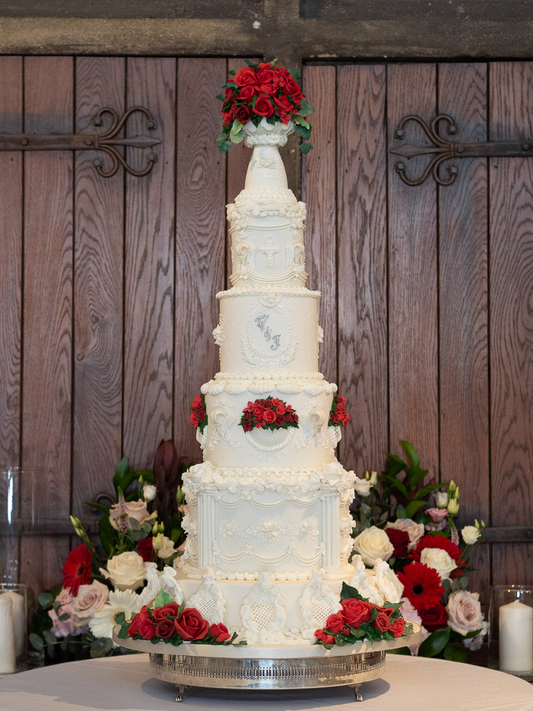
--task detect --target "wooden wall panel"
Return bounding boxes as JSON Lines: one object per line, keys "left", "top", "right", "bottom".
{"left": 302, "top": 65, "right": 337, "bottom": 387}
{"left": 438, "top": 63, "right": 490, "bottom": 601}
{"left": 337, "top": 65, "right": 388, "bottom": 474}
{"left": 20, "top": 57, "right": 74, "bottom": 590}
{"left": 123, "top": 58, "right": 176, "bottom": 469}
{"left": 490, "top": 62, "right": 533, "bottom": 584}
{"left": 73, "top": 57, "right": 125, "bottom": 515}
{"left": 387, "top": 64, "right": 439, "bottom": 478}
{"left": 174, "top": 58, "right": 227, "bottom": 462}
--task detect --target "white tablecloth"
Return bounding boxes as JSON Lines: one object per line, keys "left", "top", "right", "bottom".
{"left": 1, "top": 653, "right": 532, "bottom": 711}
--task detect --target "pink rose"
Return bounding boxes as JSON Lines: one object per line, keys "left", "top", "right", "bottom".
{"left": 446, "top": 591, "right": 483, "bottom": 636}
{"left": 48, "top": 588, "right": 87, "bottom": 638}
{"left": 109, "top": 499, "right": 152, "bottom": 532}
{"left": 70, "top": 580, "right": 109, "bottom": 625}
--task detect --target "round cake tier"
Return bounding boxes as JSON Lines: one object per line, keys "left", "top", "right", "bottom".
{"left": 214, "top": 286, "right": 322, "bottom": 375}
{"left": 199, "top": 378, "right": 338, "bottom": 468}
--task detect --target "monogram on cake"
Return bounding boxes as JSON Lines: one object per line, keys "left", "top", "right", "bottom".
{"left": 176, "top": 117, "right": 363, "bottom": 644}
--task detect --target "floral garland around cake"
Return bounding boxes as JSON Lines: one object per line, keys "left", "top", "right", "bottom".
{"left": 314, "top": 582, "right": 413, "bottom": 649}
{"left": 216, "top": 60, "right": 314, "bottom": 154}
{"left": 116, "top": 589, "right": 246, "bottom": 648}
{"left": 190, "top": 395, "right": 208, "bottom": 434}
{"left": 239, "top": 396, "right": 299, "bottom": 432}
{"left": 328, "top": 394, "right": 351, "bottom": 427}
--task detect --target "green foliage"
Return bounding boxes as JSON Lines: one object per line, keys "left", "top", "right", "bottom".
{"left": 418, "top": 628, "right": 450, "bottom": 657}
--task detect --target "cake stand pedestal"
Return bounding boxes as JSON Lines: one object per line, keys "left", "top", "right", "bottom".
{"left": 114, "top": 625, "right": 420, "bottom": 703}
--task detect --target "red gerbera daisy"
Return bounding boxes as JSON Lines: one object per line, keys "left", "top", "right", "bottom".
{"left": 397, "top": 562, "right": 445, "bottom": 612}
{"left": 409, "top": 534, "right": 465, "bottom": 578}
{"left": 62, "top": 543, "right": 93, "bottom": 596}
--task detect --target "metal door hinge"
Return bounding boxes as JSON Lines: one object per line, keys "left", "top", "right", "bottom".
{"left": 391, "top": 114, "right": 533, "bottom": 186}
{"left": 0, "top": 106, "right": 162, "bottom": 178}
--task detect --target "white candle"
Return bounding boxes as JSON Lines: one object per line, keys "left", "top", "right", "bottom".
{"left": 0, "top": 597, "right": 16, "bottom": 674}
{"left": 0, "top": 592, "right": 25, "bottom": 657}
{"left": 499, "top": 599, "right": 533, "bottom": 674}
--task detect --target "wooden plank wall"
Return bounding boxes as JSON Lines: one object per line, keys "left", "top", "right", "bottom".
{"left": 0, "top": 58, "right": 532, "bottom": 603}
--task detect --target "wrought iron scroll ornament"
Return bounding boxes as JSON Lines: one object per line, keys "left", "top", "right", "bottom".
{"left": 0, "top": 106, "right": 161, "bottom": 178}
{"left": 391, "top": 113, "right": 533, "bottom": 187}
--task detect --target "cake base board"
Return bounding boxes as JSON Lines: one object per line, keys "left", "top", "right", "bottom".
{"left": 114, "top": 626, "right": 419, "bottom": 700}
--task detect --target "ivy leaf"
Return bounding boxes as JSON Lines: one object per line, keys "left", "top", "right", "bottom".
{"left": 154, "top": 589, "right": 174, "bottom": 608}
{"left": 418, "top": 628, "right": 450, "bottom": 657}
{"left": 298, "top": 100, "right": 314, "bottom": 116}
{"left": 217, "top": 140, "right": 232, "bottom": 154}
{"left": 340, "top": 581, "right": 364, "bottom": 602}
{"left": 294, "top": 123, "right": 311, "bottom": 140}
{"left": 215, "top": 93, "right": 225, "bottom": 101}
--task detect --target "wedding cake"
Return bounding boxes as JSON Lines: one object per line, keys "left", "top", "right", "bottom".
{"left": 176, "top": 118, "right": 362, "bottom": 644}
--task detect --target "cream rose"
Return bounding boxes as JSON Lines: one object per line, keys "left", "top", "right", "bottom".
{"left": 353, "top": 526, "right": 394, "bottom": 566}
{"left": 70, "top": 581, "right": 109, "bottom": 625}
{"left": 447, "top": 590, "right": 483, "bottom": 636}
{"left": 420, "top": 547, "right": 456, "bottom": 580}
{"left": 109, "top": 499, "right": 154, "bottom": 532}
{"left": 461, "top": 525, "right": 480, "bottom": 546}
{"left": 386, "top": 518, "right": 425, "bottom": 551}
{"left": 104, "top": 551, "right": 146, "bottom": 591}
{"left": 153, "top": 534, "right": 176, "bottom": 560}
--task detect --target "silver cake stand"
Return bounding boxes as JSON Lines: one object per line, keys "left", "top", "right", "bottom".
{"left": 114, "top": 625, "right": 420, "bottom": 703}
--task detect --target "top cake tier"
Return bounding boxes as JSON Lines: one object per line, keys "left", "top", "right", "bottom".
{"left": 228, "top": 120, "right": 308, "bottom": 288}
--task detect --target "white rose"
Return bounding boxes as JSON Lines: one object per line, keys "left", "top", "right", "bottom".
{"left": 420, "top": 547, "right": 456, "bottom": 580}
{"left": 354, "top": 476, "right": 372, "bottom": 498}
{"left": 70, "top": 581, "right": 109, "bottom": 625}
{"left": 104, "top": 551, "right": 146, "bottom": 591}
{"left": 373, "top": 558, "right": 404, "bottom": 603}
{"left": 353, "top": 526, "right": 394, "bottom": 567}
{"left": 461, "top": 525, "right": 480, "bottom": 546}
{"left": 447, "top": 590, "right": 483, "bottom": 636}
{"left": 143, "top": 484, "right": 156, "bottom": 502}
{"left": 386, "top": 518, "right": 425, "bottom": 550}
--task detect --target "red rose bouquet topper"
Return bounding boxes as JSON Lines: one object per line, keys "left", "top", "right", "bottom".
{"left": 239, "top": 396, "right": 299, "bottom": 432}
{"left": 216, "top": 60, "right": 314, "bottom": 154}
{"left": 328, "top": 394, "right": 351, "bottom": 427}
{"left": 190, "top": 395, "right": 208, "bottom": 434}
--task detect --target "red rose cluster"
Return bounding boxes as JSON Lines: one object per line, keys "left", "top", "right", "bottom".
{"left": 314, "top": 597, "right": 407, "bottom": 648}
{"left": 128, "top": 603, "right": 231, "bottom": 645}
{"left": 239, "top": 396, "right": 299, "bottom": 432}
{"left": 328, "top": 395, "right": 351, "bottom": 427}
{"left": 216, "top": 61, "right": 313, "bottom": 154}
{"left": 190, "top": 395, "right": 207, "bottom": 434}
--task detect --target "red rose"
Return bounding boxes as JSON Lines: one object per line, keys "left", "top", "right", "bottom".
{"left": 152, "top": 603, "right": 180, "bottom": 622}
{"left": 253, "top": 95, "right": 274, "bottom": 118}
{"left": 342, "top": 412, "right": 351, "bottom": 425}
{"left": 259, "top": 83, "right": 277, "bottom": 96}
{"left": 385, "top": 528, "right": 410, "bottom": 558}
{"left": 340, "top": 598, "right": 372, "bottom": 628}
{"left": 273, "top": 95, "right": 293, "bottom": 114}
{"left": 128, "top": 606, "right": 151, "bottom": 638}
{"left": 420, "top": 604, "right": 448, "bottom": 631}
{"left": 263, "top": 410, "right": 276, "bottom": 424}
{"left": 264, "top": 399, "right": 274, "bottom": 408}
{"left": 390, "top": 618, "right": 406, "bottom": 638}
{"left": 322, "top": 634, "right": 335, "bottom": 645}
{"left": 282, "top": 76, "right": 302, "bottom": 96}
{"left": 242, "top": 422, "right": 253, "bottom": 432}
{"left": 137, "top": 537, "right": 153, "bottom": 563}
{"left": 174, "top": 608, "right": 209, "bottom": 641}
{"left": 139, "top": 620, "right": 156, "bottom": 639}
{"left": 336, "top": 396, "right": 346, "bottom": 406}
{"left": 331, "top": 412, "right": 342, "bottom": 424}
{"left": 252, "top": 405, "right": 264, "bottom": 418}
{"left": 224, "top": 87, "right": 236, "bottom": 101}
{"left": 209, "top": 623, "right": 231, "bottom": 642}
{"left": 223, "top": 107, "right": 235, "bottom": 128}
{"left": 155, "top": 619, "right": 175, "bottom": 639}
{"left": 238, "top": 85, "right": 256, "bottom": 102}
{"left": 257, "top": 68, "right": 276, "bottom": 84}
{"left": 191, "top": 396, "right": 203, "bottom": 411}
{"left": 325, "top": 613, "right": 345, "bottom": 634}
{"left": 276, "top": 404, "right": 286, "bottom": 415}
{"left": 235, "top": 105, "right": 252, "bottom": 124}
{"left": 372, "top": 610, "right": 391, "bottom": 633}
{"left": 190, "top": 411, "right": 198, "bottom": 426}
{"left": 234, "top": 67, "right": 257, "bottom": 87}
{"left": 314, "top": 629, "right": 325, "bottom": 640}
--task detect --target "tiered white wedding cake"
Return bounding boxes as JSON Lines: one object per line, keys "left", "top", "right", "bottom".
{"left": 176, "top": 119, "right": 362, "bottom": 644}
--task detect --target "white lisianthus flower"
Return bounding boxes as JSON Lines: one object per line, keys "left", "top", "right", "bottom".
{"left": 354, "top": 476, "right": 372, "bottom": 498}
{"left": 154, "top": 534, "right": 176, "bottom": 560}
{"left": 353, "top": 526, "right": 394, "bottom": 567}
{"left": 435, "top": 491, "right": 449, "bottom": 509}
{"left": 461, "top": 525, "right": 480, "bottom": 546}
{"left": 103, "top": 551, "right": 147, "bottom": 591}
{"left": 143, "top": 484, "right": 157, "bottom": 502}
{"left": 420, "top": 547, "right": 456, "bottom": 581}
{"left": 447, "top": 590, "right": 484, "bottom": 636}
{"left": 89, "top": 589, "right": 138, "bottom": 643}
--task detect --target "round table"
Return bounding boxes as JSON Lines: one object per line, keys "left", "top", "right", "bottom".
{"left": 1, "top": 654, "right": 532, "bottom": 710}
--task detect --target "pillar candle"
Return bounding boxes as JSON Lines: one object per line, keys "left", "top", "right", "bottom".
{"left": 499, "top": 599, "right": 533, "bottom": 674}
{"left": 0, "top": 592, "right": 25, "bottom": 657}
{"left": 0, "top": 597, "right": 16, "bottom": 674}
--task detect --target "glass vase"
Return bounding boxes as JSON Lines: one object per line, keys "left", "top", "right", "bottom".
{"left": 0, "top": 583, "right": 28, "bottom": 674}
{"left": 489, "top": 584, "right": 533, "bottom": 679}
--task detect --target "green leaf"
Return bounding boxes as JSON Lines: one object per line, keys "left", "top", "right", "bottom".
{"left": 418, "top": 628, "right": 450, "bottom": 658}
{"left": 244, "top": 60, "right": 260, "bottom": 69}
{"left": 396, "top": 504, "right": 407, "bottom": 519}
{"left": 29, "top": 632, "right": 44, "bottom": 651}
{"left": 86, "top": 501, "right": 110, "bottom": 515}
{"left": 113, "top": 457, "right": 130, "bottom": 493}
{"left": 43, "top": 629, "right": 58, "bottom": 646}
{"left": 293, "top": 123, "right": 311, "bottom": 140}
{"left": 294, "top": 116, "right": 310, "bottom": 128}
{"left": 38, "top": 591, "right": 53, "bottom": 608}
{"left": 90, "top": 637, "right": 114, "bottom": 658}
{"left": 299, "top": 142, "right": 313, "bottom": 154}
{"left": 135, "top": 469, "right": 154, "bottom": 483}
{"left": 154, "top": 589, "right": 174, "bottom": 608}
{"left": 443, "top": 642, "right": 467, "bottom": 663}
{"left": 413, "top": 482, "right": 442, "bottom": 500}
{"left": 230, "top": 132, "right": 245, "bottom": 144}
{"left": 401, "top": 440, "right": 420, "bottom": 471}
{"left": 386, "top": 646, "right": 411, "bottom": 655}
{"left": 409, "top": 468, "right": 429, "bottom": 490}
{"left": 218, "top": 140, "right": 232, "bottom": 154}
{"left": 405, "top": 499, "right": 427, "bottom": 519}
{"left": 297, "top": 100, "right": 314, "bottom": 116}
{"left": 58, "top": 613, "right": 70, "bottom": 621}
{"left": 215, "top": 93, "right": 225, "bottom": 101}
{"left": 230, "top": 120, "right": 243, "bottom": 137}
{"left": 289, "top": 67, "right": 301, "bottom": 80}
{"left": 228, "top": 68, "right": 237, "bottom": 76}
{"left": 340, "top": 581, "right": 364, "bottom": 602}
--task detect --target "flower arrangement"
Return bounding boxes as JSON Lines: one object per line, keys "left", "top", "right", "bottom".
{"left": 190, "top": 395, "right": 208, "bottom": 434}
{"left": 216, "top": 60, "right": 314, "bottom": 154}
{"left": 351, "top": 440, "right": 488, "bottom": 662}
{"left": 116, "top": 589, "right": 245, "bottom": 647}
{"left": 239, "top": 396, "right": 299, "bottom": 432}
{"left": 314, "top": 582, "right": 413, "bottom": 649}
{"left": 29, "top": 440, "right": 187, "bottom": 662}
{"left": 328, "top": 394, "right": 351, "bottom": 427}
